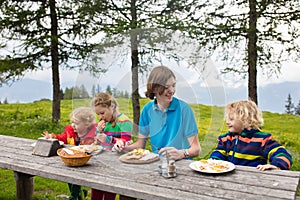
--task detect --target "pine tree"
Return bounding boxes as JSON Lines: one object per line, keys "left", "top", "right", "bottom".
{"left": 91, "top": 85, "right": 96, "bottom": 98}
{"left": 64, "top": 87, "right": 73, "bottom": 100}
{"left": 96, "top": 84, "right": 101, "bottom": 94}
{"left": 124, "top": 91, "right": 129, "bottom": 99}
{"left": 59, "top": 89, "right": 64, "bottom": 100}
{"left": 187, "top": 0, "right": 300, "bottom": 104}
{"left": 3, "top": 97, "right": 8, "bottom": 104}
{"left": 106, "top": 85, "right": 112, "bottom": 95}
{"left": 0, "top": 0, "right": 101, "bottom": 121}
{"left": 295, "top": 100, "right": 300, "bottom": 116}
{"left": 79, "top": 84, "right": 89, "bottom": 99}
{"left": 285, "top": 94, "right": 294, "bottom": 114}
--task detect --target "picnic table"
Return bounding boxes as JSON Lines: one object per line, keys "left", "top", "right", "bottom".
{"left": 0, "top": 134, "right": 300, "bottom": 200}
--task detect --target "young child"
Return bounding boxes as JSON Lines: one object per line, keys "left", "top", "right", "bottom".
{"left": 43, "top": 106, "right": 97, "bottom": 146}
{"left": 91, "top": 92, "right": 132, "bottom": 200}
{"left": 209, "top": 100, "right": 292, "bottom": 171}
{"left": 42, "top": 106, "right": 97, "bottom": 200}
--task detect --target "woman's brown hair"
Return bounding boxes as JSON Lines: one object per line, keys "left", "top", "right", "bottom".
{"left": 92, "top": 92, "right": 118, "bottom": 127}
{"left": 145, "top": 66, "right": 176, "bottom": 100}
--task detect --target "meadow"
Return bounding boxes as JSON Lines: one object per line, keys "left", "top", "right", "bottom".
{"left": 0, "top": 98, "right": 299, "bottom": 199}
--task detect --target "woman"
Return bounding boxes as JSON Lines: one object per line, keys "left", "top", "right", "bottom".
{"left": 114, "top": 65, "right": 201, "bottom": 161}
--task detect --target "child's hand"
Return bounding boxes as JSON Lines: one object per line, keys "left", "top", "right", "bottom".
{"left": 97, "top": 120, "right": 106, "bottom": 131}
{"left": 113, "top": 140, "right": 125, "bottom": 152}
{"left": 95, "top": 133, "right": 108, "bottom": 144}
{"left": 256, "top": 164, "right": 280, "bottom": 171}
{"left": 112, "top": 140, "right": 132, "bottom": 152}
{"left": 42, "top": 131, "right": 52, "bottom": 139}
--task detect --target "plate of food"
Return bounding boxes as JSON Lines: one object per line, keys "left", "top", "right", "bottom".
{"left": 189, "top": 159, "right": 235, "bottom": 174}
{"left": 119, "top": 148, "right": 159, "bottom": 164}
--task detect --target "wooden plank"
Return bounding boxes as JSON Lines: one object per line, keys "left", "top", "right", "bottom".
{"left": 0, "top": 152, "right": 295, "bottom": 200}
{"left": 1, "top": 160, "right": 211, "bottom": 199}
{"left": 1, "top": 135, "right": 300, "bottom": 200}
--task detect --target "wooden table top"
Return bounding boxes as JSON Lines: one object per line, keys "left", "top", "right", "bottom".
{"left": 0, "top": 135, "right": 299, "bottom": 200}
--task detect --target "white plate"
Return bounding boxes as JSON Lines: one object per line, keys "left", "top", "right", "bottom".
{"left": 189, "top": 159, "right": 235, "bottom": 174}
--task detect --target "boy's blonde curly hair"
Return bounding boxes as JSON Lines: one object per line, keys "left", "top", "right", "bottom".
{"left": 70, "top": 107, "right": 96, "bottom": 125}
{"left": 225, "top": 100, "right": 264, "bottom": 130}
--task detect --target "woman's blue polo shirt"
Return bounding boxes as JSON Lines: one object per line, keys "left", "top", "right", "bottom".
{"left": 139, "top": 97, "right": 198, "bottom": 153}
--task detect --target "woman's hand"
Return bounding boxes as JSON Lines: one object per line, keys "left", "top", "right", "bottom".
{"left": 42, "top": 131, "right": 52, "bottom": 139}
{"left": 159, "top": 147, "right": 185, "bottom": 161}
{"left": 257, "top": 164, "right": 280, "bottom": 171}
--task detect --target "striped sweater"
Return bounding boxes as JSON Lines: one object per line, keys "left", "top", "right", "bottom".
{"left": 97, "top": 113, "right": 132, "bottom": 150}
{"left": 209, "top": 129, "right": 292, "bottom": 170}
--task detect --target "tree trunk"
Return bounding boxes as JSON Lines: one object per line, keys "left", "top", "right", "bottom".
{"left": 247, "top": 0, "right": 258, "bottom": 104}
{"left": 130, "top": 0, "right": 140, "bottom": 134}
{"left": 50, "top": 0, "right": 61, "bottom": 121}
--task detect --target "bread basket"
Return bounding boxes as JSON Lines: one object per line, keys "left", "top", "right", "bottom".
{"left": 57, "top": 148, "right": 92, "bottom": 167}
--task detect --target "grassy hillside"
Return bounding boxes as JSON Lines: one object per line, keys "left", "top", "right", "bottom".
{"left": 0, "top": 99, "right": 299, "bottom": 199}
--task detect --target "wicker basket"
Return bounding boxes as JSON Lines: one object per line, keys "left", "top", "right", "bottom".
{"left": 57, "top": 148, "right": 92, "bottom": 167}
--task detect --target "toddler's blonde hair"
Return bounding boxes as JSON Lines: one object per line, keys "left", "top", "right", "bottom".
{"left": 225, "top": 100, "right": 264, "bottom": 130}
{"left": 70, "top": 107, "right": 96, "bottom": 125}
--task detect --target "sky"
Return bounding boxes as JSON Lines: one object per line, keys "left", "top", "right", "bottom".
{"left": 3, "top": 28, "right": 300, "bottom": 97}
{"left": 18, "top": 29, "right": 299, "bottom": 90}
{"left": 0, "top": 54, "right": 299, "bottom": 114}
{"left": 22, "top": 58, "right": 300, "bottom": 90}
{"left": 1, "top": 30, "right": 299, "bottom": 113}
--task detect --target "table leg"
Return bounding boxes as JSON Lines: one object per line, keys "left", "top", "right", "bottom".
{"left": 14, "top": 171, "right": 34, "bottom": 200}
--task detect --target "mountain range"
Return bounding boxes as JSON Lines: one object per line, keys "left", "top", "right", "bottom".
{"left": 1, "top": 78, "right": 300, "bottom": 114}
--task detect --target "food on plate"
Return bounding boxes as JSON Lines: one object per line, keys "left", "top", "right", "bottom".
{"left": 119, "top": 148, "right": 159, "bottom": 163}
{"left": 198, "top": 159, "right": 231, "bottom": 173}
{"left": 126, "top": 148, "right": 151, "bottom": 160}
{"left": 70, "top": 145, "right": 99, "bottom": 152}
{"left": 139, "top": 152, "right": 159, "bottom": 161}
{"left": 59, "top": 148, "right": 87, "bottom": 158}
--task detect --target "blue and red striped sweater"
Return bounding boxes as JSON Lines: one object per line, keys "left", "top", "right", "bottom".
{"left": 209, "top": 129, "right": 292, "bottom": 170}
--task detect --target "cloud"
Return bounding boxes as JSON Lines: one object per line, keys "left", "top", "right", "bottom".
{"left": 258, "top": 62, "right": 300, "bottom": 86}
{"left": 22, "top": 58, "right": 299, "bottom": 93}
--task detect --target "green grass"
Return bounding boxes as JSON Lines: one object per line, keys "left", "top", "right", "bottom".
{"left": 0, "top": 99, "right": 300, "bottom": 199}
